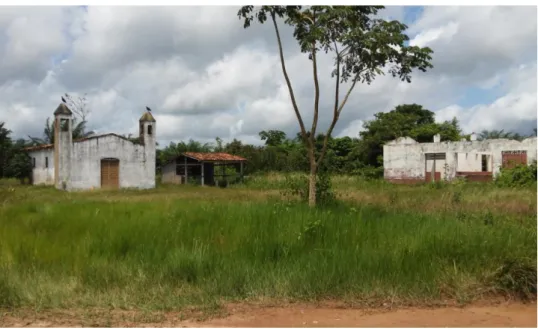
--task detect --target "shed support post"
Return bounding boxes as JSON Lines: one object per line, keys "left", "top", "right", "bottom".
{"left": 201, "top": 162, "right": 205, "bottom": 186}
{"left": 240, "top": 161, "right": 244, "bottom": 183}
{"left": 184, "top": 157, "right": 188, "bottom": 184}
{"left": 222, "top": 161, "right": 226, "bottom": 187}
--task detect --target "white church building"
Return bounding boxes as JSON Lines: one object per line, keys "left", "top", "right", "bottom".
{"left": 24, "top": 103, "right": 156, "bottom": 191}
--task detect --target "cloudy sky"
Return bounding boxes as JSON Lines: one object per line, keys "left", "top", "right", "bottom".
{"left": 0, "top": 5, "right": 536, "bottom": 147}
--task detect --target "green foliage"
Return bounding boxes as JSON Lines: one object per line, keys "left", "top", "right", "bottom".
{"left": 492, "top": 258, "right": 537, "bottom": 300}
{"left": 428, "top": 180, "right": 448, "bottom": 190}
{"left": 238, "top": 6, "right": 433, "bottom": 85}
{"left": 28, "top": 95, "right": 94, "bottom": 146}
{"left": 0, "top": 124, "right": 32, "bottom": 183}
{"left": 0, "top": 122, "right": 12, "bottom": 178}
{"left": 297, "top": 218, "right": 324, "bottom": 245}
{"left": 0, "top": 184, "right": 535, "bottom": 309}
{"left": 156, "top": 139, "right": 214, "bottom": 174}
{"left": 4, "top": 140, "right": 32, "bottom": 184}
{"left": 238, "top": 5, "right": 434, "bottom": 206}
{"left": 0, "top": 268, "right": 20, "bottom": 308}
{"left": 351, "top": 165, "right": 384, "bottom": 179}
{"left": 359, "top": 104, "right": 463, "bottom": 167}
{"left": 282, "top": 171, "right": 336, "bottom": 206}
{"left": 495, "top": 161, "right": 537, "bottom": 188}
{"left": 259, "top": 130, "right": 287, "bottom": 147}
{"left": 477, "top": 129, "right": 532, "bottom": 141}
{"left": 451, "top": 190, "right": 463, "bottom": 205}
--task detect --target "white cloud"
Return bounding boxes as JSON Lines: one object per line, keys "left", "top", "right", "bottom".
{"left": 435, "top": 63, "right": 537, "bottom": 134}
{"left": 0, "top": 5, "right": 535, "bottom": 148}
{"left": 337, "top": 120, "right": 365, "bottom": 139}
{"left": 409, "top": 21, "right": 459, "bottom": 47}
{"left": 162, "top": 46, "right": 278, "bottom": 114}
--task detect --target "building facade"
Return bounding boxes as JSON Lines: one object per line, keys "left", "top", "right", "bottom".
{"left": 383, "top": 133, "right": 537, "bottom": 183}
{"left": 25, "top": 103, "right": 156, "bottom": 191}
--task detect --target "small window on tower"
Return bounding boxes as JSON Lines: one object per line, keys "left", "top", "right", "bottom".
{"left": 147, "top": 125, "right": 153, "bottom": 135}
{"left": 45, "top": 157, "right": 48, "bottom": 168}
{"left": 60, "top": 118, "right": 69, "bottom": 132}
{"left": 32, "top": 158, "right": 36, "bottom": 168}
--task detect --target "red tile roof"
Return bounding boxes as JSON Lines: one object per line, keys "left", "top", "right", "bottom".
{"left": 183, "top": 152, "right": 246, "bottom": 162}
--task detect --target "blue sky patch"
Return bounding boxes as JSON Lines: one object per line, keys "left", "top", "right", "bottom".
{"left": 458, "top": 85, "right": 503, "bottom": 108}
{"left": 403, "top": 6, "right": 424, "bottom": 25}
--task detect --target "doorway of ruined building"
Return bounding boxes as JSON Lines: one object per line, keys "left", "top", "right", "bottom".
{"left": 101, "top": 158, "right": 120, "bottom": 189}
{"left": 502, "top": 150, "right": 527, "bottom": 169}
{"left": 424, "top": 152, "right": 446, "bottom": 182}
{"left": 455, "top": 153, "right": 493, "bottom": 182}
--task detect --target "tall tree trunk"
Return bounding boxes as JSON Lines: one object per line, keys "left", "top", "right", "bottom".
{"left": 308, "top": 165, "right": 317, "bottom": 207}
{"left": 308, "top": 149, "right": 317, "bottom": 207}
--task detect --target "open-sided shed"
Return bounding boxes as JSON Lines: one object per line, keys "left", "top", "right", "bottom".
{"left": 161, "top": 152, "right": 247, "bottom": 186}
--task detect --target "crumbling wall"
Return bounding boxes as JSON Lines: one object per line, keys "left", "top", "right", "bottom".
{"left": 383, "top": 138, "right": 424, "bottom": 183}
{"left": 383, "top": 136, "right": 537, "bottom": 183}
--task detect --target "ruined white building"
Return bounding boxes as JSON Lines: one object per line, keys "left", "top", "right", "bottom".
{"left": 383, "top": 133, "right": 537, "bottom": 183}
{"left": 25, "top": 103, "right": 156, "bottom": 191}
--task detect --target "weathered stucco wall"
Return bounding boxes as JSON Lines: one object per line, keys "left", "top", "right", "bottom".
{"left": 383, "top": 136, "right": 537, "bottom": 182}
{"left": 383, "top": 138, "right": 424, "bottom": 182}
{"left": 161, "top": 161, "right": 183, "bottom": 184}
{"left": 67, "top": 135, "right": 155, "bottom": 190}
{"left": 28, "top": 149, "right": 54, "bottom": 185}
{"left": 27, "top": 108, "right": 156, "bottom": 191}
{"left": 28, "top": 134, "right": 156, "bottom": 190}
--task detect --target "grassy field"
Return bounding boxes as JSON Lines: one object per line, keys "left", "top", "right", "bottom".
{"left": 0, "top": 173, "right": 536, "bottom": 313}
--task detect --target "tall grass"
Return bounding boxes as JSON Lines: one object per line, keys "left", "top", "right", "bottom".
{"left": 0, "top": 182, "right": 535, "bottom": 310}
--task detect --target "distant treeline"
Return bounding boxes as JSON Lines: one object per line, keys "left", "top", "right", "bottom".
{"left": 1, "top": 104, "right": 536, "bottom": 182}
{"left": 157, "top": 104, "right": 537, "bottom": 177}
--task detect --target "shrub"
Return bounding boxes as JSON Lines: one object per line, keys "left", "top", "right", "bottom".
{"left": 282, "top": 170, "right": 336, "bottom": 206}
{"left": 492, "top": 258, "right": 537, "bottom": 300}
{"left": 351, "top": 165, "right": 384, "bottom": 179}
{"left": 0, "top": 269, "right": 20, "bottom": 308}
{"left": 495, "top": 161, "right": 537, "bottom": 188}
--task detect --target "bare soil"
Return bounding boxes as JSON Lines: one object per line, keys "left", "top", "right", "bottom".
{"left": 1, "top": 301, "right": 536, "bottom": 327}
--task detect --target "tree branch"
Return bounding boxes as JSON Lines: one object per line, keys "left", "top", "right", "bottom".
{"left": 310, "top": 10, "right": 321, "bottom": 157}
{"left": 270, "top": 11, "right": 312, "bottom": 150}
{"left": 317, "top": 43, "right": 341, "bottom": 166}
{"left": 317, "top": 64, "right": 362, "bottom": 165}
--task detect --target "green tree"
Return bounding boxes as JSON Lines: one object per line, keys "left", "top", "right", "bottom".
{"left": 478, "top": 129, "right": 510, "bottom": 141}
{"left": 359, "top": 104, "right": 461, "bottom": 167}
{"left": 28, "top": 95, "right": 94, "bottom": 145}
{"left": 238, "top": 6, "right": 434, "bottom": 206}
{"left": 214, "top": 137, "right": 224, "bottom": 152}
{"left": 0, "top": 122, "right": 13, "bottom": 178}
{"left": 259, "top": 130, "right": 287, "bottom": 147}
{"left": 28, "top": 117, "right": 92, "bottom": 145}
{"left": 0, "top": 122, "right": 32, "bottom": 183}
{"left": 4, "top": 139, "right": 32, "bottom": 184}
{"left": 478, "top": 129, "right": 528, "bottom": 141}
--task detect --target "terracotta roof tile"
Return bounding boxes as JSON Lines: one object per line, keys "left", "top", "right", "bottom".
{"left": 183, "top": 152, "right": 246, "bottom": 162}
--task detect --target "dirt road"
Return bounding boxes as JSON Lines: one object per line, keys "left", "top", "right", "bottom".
{"left": 1, "top": 302, "right": 536, "bottom": 327}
